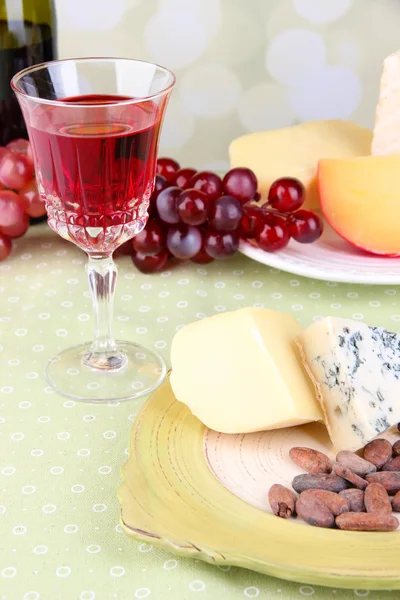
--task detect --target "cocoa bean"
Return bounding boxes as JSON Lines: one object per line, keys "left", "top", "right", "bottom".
{"left": 336, "top": 450, "right": 376, "bottom": 476}
{"left": 300, "top": 489, "right": 349, "bottom": 516}
{"left": 365, "top": 471, "right": 400, "bottom": 494}
{"left": 363, "top": 439, "right": 392, "bottom": 469}
{"left": 268, "top": 484, "right": 297, "bottom": 518}
{"left": 392, "top": 490, "right": 400, "bottom": 512}
{"left": 289, "top": 447, "right": 332, "bottom": 474}
{"left": 364, "top": 482, "right": 392, "bottom": 514}
{"left": 336, "top": 512, "right": 398, "bottom": 532}
{"left": 339, "top": 489, "right": 365, "bottom": 512}
{"left": 295, "top": 495, "right": 335, "bottom": 528}
{"left": 332, "top": 463, "right": 368, "bottom": 490}
{"left": 382, "top": 456, "right": 400, "bottom": 471}
{"left": 292, "top": 473, "right": 349, "bottom": 494}
{"left": 393, "top": 440, "right": 400, "bottom": 457}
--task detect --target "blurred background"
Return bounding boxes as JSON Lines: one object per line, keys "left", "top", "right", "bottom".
{"left": 56, "top": 0, "right": 400, "bottom": 169}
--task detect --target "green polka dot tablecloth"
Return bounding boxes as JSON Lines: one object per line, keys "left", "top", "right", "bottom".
{"left": 1, "top": 223, "right": 400, "bottom": 600}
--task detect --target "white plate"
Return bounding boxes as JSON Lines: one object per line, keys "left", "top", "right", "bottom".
{"left": 239, "top": 223, "right": 400, "bottom": 285}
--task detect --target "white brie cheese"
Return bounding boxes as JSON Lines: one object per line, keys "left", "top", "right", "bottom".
{"left": 372, "top": 49, "right": 400, "bottom": 155}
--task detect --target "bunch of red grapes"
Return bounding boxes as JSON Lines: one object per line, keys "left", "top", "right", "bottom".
{"left": 0, "top": 151, "right": 323, "bottom": 269}
{"left": 128, "top": 157, "right": 323, "bottom": 273}
{"left": 0, "top": 138, "right": 45, "bottom": 261}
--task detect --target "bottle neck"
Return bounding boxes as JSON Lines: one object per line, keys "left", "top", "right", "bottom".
{"left": 0, "top": 0, "right": 55, "bottom": 28}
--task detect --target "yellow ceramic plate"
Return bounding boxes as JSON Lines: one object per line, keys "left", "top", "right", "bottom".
{"left": 119, "top": 378, "right": 400, "bottom": 590}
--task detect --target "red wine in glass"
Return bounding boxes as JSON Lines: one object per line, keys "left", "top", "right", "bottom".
{"left": 12, "top": 57, "right": 175, "bottom": 403}
{"left": 28, "top": 94, "right": 162, "bottom": 253}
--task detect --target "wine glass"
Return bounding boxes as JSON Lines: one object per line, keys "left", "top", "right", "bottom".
{"left": 12, "top": 58, "right": 175, "bottom": 402}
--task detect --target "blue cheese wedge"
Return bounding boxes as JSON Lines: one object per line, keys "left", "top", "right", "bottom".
{"left": 296, "top": 317, "right": 400, "bottom": 451}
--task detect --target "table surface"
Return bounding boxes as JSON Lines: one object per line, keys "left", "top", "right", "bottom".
{"left": 2, "top": 224, "right": 400, "bottom": 600}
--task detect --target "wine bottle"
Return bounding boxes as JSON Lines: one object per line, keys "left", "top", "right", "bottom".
{"left": 0, "top": 0, "right": 56, "bottom": 146}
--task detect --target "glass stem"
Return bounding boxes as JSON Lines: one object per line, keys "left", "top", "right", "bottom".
{"left": 82, "top": 254, "right": 126, "bottom": 371}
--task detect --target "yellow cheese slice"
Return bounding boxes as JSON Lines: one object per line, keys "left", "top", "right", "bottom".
{"left": 170, "top": 308, "right": 323, "bottom": 434}
{"left": 229, "top": 120, "right": 372, "bottom": 210}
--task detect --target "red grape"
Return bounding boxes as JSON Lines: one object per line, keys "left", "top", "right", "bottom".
{"left": 239, "top": 205, "right": 265, "bottom": 238}
{"left": 171, "top": 168, "right": 197, "bottom": 189}
{"left": 209, "top": 195, "right": 243, "bottom": 232}
{"left": 0, "top": 212, "right": 29, "bottom": 238}
{"left": 6, "top": 138, "right": 31, "bottom": 157}
{"left": 132, "top": 249, "right": 169, "bottom": 273}
{"left": 204, "top": 230, "right": 239, "bottom": 259}
{"left": 19, "top": 179, "right": 46, "bottom": 218}
{"left": 256, "top": 215, "right": 290, "bottom": 252}
{"left": 152, "top": 174, "right": 168, "bottom": 200}
{"left": 156, "top": 186, "right": 181, "bottom": 224}
{"left": 268, "top": 177, "right": 304, "bottom": 213}
{"left": 289, "top": 209, "right": 323, "bottom": 243}
{"left": 191, "top": 245, "right": 214, "bottom": 264}
{"left": 156, "top": 157, "right": 180, "bottom": 182}
{"left": 222, "top": 167, "right": 258, "bottom": 203}
{"left": 116, "top": 240, "right": 134, "bottom": 256}
{"left": 149, "top": 174, "right": 168, "bottom": 218}
{"left": 177, "top": 188, "right": 209, "bottom": 226}
{"left": 132, "top": 220, "right": 166, "bottom": 256}
{"left": 0, "top": 147, "right": 8, "bottom": 163}
{"left": 0, "top": 190, "right": 25, "bottom": 228}
{"left": 0, "top": 232, "right": 11, "bottom": 261}
{"left": 189, "top": 171, "right": 222, "bottom": 200}
{"left": 167, "top": 224, "right": 202, "bottom": 259}
{"left": 0, "top": 148, "right": 8, "bottom": 187}
{"left": 7, "top": 138, "right": 28, "bottom": 152}
{"left": 0, "top": 151, "right": 34, "bottom": 190}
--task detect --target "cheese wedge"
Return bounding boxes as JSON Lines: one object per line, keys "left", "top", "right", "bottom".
{"left": 297, "top": 317, "right": 400, "bottom": 452}
{"left": 170, "top": 308, "right": 323, "bottom": 434}
{"left": 318, "top": 154, "right": 400, "bottom": 256}
{"left": 372, "top": 49, "right": 400, "bottom": 155}
{"left": 229, "top": 120, "right": 372, "bottom": 210}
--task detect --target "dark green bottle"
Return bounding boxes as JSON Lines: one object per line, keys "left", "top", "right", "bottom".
{"left": 0, "top": 0, "right": 56, "bottom": 146}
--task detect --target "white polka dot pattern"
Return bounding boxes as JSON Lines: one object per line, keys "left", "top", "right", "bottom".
{"left": 1, "top": 216, "right": 396, "bottom": 600}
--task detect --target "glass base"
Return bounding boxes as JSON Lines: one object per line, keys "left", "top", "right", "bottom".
{"left": 45, "top": 341, "right": 167, "bottom": 403}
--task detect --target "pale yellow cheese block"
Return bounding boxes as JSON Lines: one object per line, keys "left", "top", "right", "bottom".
{"left": 229, "top": 120, "right": 372, "bottom": 210}
{"left": 170, "top": 308, "right": 323, "bottom": 434}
